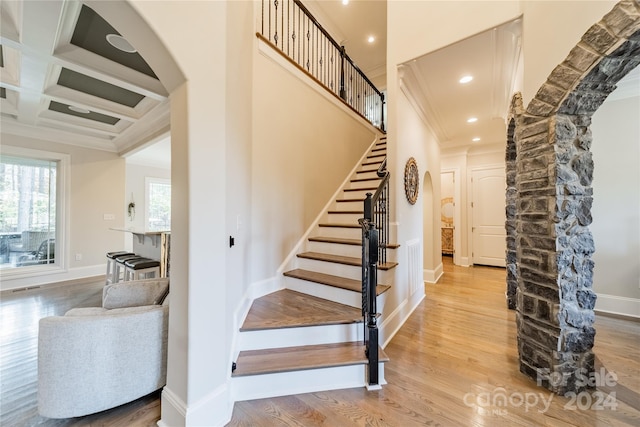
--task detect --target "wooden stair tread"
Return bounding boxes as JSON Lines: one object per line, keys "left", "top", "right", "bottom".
{"left": 344, "top": 187, "right": 377, "bottom": 192}
{"left": 284, "top": 268, "right": 391, "bottom": 295}
{"left": 336, "top": 198, "right": 365, "bottom": 203}
{"left": 328, "top": 210, "right": 363, "bottom": 214}
{"left": 362, "top": 160, "right": 383, "bottom": 166}
{"left": 318, "top": 223, "right": 360, "bottom": 229}
{"left": 309, "top": 236, "right": 400, "bottom": 249}
{"left": 350, "top": 177, "right": 381, "bottom": 183}
{"left": 297, "top": 251, "right": 398, "bottom": 270}
{"left": 232, "top": 342, "right": 389, "bottom": 377}
{"left": 240, "top": 289, "right": 362, "bottom": 331}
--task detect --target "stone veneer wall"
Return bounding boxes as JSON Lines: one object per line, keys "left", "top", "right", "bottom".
{"left": 509, "top": 1, "right": 640, "bottom": 394}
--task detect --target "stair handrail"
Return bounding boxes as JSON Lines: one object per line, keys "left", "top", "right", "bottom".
{"left": 358, "top": 155, "right": 389, "bottom": 387}
{"left": 259, "top": 0, "right": 385, "bottom": 130}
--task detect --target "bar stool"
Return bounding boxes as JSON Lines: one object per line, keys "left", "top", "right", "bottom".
{"left": 105, "top": 251, "right": 135, "bottom": 284}
{"left": 124, "top": 258, "right": 161, "bottom": 281}
{"left": 113, "top": 254, "right": 145, "bottom": 284}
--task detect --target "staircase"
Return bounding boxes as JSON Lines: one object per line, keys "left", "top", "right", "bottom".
{"left": 231, "top": 136, "right": 399, "bottom": 401}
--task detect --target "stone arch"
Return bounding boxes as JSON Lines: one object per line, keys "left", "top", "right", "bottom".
{"left": 514, "top": 2, "right": 640, "bottom": 394}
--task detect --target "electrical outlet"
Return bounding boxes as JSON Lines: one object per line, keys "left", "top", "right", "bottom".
{"left": 103, "top": 214, "right": 115, "bottom": 220}
{"left": 75, "top": 253, "right": 82, "bottom": 261}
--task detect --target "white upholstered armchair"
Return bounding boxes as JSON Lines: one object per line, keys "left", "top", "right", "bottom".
{"left": 37, "top": 278, "right": 169, "bottom": 419}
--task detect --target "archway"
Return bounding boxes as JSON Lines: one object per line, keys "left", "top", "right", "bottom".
{"left": 422, "top": 171, "right": 441, "bottom": 282}
{"left": 510, "top": 4, "right": 640, "bottom": 394}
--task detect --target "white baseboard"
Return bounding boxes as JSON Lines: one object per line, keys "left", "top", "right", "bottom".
{"left": 423, "top": 262, "right": 443, "bottom": 283}
{"left": 459, "top": 256, "right": 471, "bottom": 267}
{"left": 380, "top": 288, "right": 425, "bottom": 348}
{"left": 595, "top": 293, "right": 640, "bottom": 319}
{"left": 160, "top": 384, "right": 233, "bottom": 427}
{"left": 0, "top": 264, "right": 105, "bottom": 292}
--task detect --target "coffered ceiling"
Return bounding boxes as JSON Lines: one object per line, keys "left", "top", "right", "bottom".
{"left": 0, "top": 0, "right": 170, "bottom": 154}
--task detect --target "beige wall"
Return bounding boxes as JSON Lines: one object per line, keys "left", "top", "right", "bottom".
{"left": 520, "top": 0, "right": 618, "bottom": 105}
{"left": 251, "top": 47, "right": 377, "bottom": 283}
{"left": 1, "top": 134, "right": 125, "bottom": 290}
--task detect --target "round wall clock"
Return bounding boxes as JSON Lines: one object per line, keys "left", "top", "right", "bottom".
{"left": 404, "top": 157, "right": 419, "bottom": 205}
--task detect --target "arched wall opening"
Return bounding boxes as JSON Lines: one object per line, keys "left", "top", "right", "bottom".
{"left": 510, "top": 3, "right": 640, "bottom": 394}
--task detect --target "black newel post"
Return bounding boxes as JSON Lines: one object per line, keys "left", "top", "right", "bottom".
{"left": 367, "top": 223, "right": 379, "bottom": 386}
{"left": 380, "top": 92, "right": 385, "bottom": 132}
{"left": 339, "top": 45, "right": 346, "bottom": 100}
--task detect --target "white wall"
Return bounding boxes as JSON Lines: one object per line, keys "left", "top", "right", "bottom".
{"left": 591, "top": 95, "right": 640, "bottom": 311}
{"left": 441, "top": 145, "right": 505, "bottom": 266}
{"left": 124, "top": 162, "right": 170, "bottom": 250}
{"left": 0, "top": 134, "right": 126, "bottom": 290}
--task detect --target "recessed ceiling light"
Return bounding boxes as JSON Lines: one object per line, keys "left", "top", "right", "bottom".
{"left": 342, "top": 0, "right": 349, "bottom": 5}
{"left": 467, "top": 117, "right": 478, "bottom": 123}
{"left": 368, "top": 36, "right": 375, "bottom": 43}
{"left": 106, "top": 34, "right": 137, "bottom": 54}
{"left": 459, "top": 75, "right": 473, "bottom": 84}
{"left": 68, "top": 105, "right": 90, "bottom": 114}
{"left": 472, "top": 137, "right": 481, "bottom": 142}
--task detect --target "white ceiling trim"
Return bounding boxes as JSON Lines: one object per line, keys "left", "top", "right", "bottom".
{"left": 2, "top": 120, "right": 119, "bottom": 152}
{"left": 399, "top": 62, "right": 450, "bottom": 143}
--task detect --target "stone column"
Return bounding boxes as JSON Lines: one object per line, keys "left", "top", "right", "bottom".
{"left": 514, "top": 4, "right": 640, "bottom": 394}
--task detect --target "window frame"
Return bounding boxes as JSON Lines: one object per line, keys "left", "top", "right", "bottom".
{"left": 144, "top": 176, "right": 171, "bottom": 232}
{"left": 0, "top": 146, "right": 70, "bottom": 280}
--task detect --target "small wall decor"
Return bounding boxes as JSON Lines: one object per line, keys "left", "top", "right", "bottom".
{"left": 404, "top": 157, "right": 419, "bottom": 205}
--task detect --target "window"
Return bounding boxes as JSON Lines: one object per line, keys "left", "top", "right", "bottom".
{"left": 145, "top": 177, "right": 170, "bottom": 231}
{"left": 0, "top": 147, "right": 69, "bottom": 275}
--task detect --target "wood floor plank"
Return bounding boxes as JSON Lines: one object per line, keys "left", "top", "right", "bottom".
{"left": 4, "top": 258, "right": 639, "bottom": 426}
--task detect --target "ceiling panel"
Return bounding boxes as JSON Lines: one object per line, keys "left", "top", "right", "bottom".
{"left": 57, "top": 67, "right": 145, "bottom": 108}
{"left": 70, "top": 5, "right": 157, "bottom": 79}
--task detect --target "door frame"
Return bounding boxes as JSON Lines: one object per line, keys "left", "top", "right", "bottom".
{"left": 467, "top": 164, "right": 505, "bottom": 266}
{"left": 441, "top": 167, "right": 461, "bottom": 266}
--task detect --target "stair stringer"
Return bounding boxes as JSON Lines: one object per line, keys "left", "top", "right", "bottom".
{"left": 275, "top": 135, "right": 384, "bottom": 279}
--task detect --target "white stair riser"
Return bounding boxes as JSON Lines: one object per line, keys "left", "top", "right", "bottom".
{"left": 303, "top": 243, "right": 399, "bottom": 264}
{"left": 231, "top": 363, "right": 386, "bottom": 402}
{"left": 334, "top": 200, "right": 365, "bottom": 211}
{"left": 285, "top": 276, "right": 361, "bottom": 307}
{"left": 341, "top": 189, "right": 377, "bottom": 200}
{"left": 315, "top": 226, "right": 361, "bottom": 239}
{"left": 354, "top": 171, "right": 380, "bottom": 180}
{"left": 305, "top": 240, "right": 363, "bottom": 258}
{"left": 238, "top": 323, "right": 363, "bottom": 351}
{"left": 327, "top": 213, "right": 364, "bottom": 224}
{"left": 349, "top": 179, "right": 382, "bottom": 190}
{"left": 296, "top": 257, "right": 362, "bottom": 280}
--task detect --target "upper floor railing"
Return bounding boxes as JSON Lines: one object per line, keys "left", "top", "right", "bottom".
{"left": 259, "top": 0, "right": 385, "bottom": 130}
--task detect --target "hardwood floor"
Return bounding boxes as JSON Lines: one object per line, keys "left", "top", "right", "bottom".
{"left": 2, "top": 259, "right": 638, "bottom": 426}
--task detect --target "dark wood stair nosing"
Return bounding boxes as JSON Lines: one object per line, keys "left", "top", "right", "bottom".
{"left": 283, "top": 268, "right": 391, "bottom": 296}
{"left": 344, "top": 187, "right": 377, "bottom": 192}
{"left": 297, "top": 251, "right": 398, "bottom": 271}
{"left": 309, "top": 235, "right": 401, "bottom": 250}
{"left": 327, "top": 210, "right": 363, "bottom": 215}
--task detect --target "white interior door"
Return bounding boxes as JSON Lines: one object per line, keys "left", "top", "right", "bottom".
{"left": 471, "top": 168, "right": 506, "bottom": 267}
